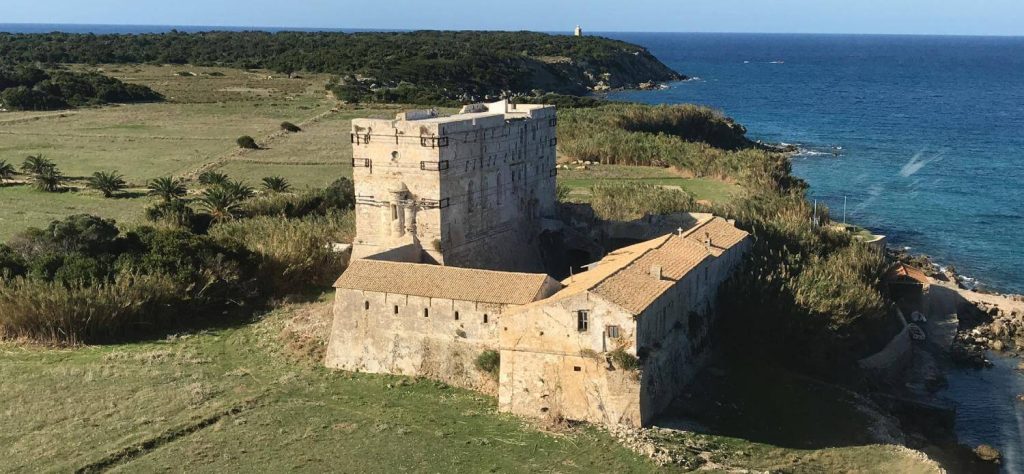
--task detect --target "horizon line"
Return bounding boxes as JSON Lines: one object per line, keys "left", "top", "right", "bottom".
{"left": 1, "top": 22, "right": 1023, "bottom": 39}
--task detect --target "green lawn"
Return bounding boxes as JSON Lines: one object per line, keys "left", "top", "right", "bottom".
{"left": 0, "top": 185, "right": 151, "bottom": 241}
{"left": 558, "top": 165, "right": 743, "bottom": 204}
{"left": 0, "top": 300, "right": 656, "bottom": 473}
{"left": 0, "top": 299, "right": 940, "bottom": 473}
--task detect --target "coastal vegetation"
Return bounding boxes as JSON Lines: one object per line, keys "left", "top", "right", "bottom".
{"left": 555, "top": 103, "right": 893, "bottom": 371}
{"left": 0, "top": 31, "right": 681, "bottom": 104}
{"left": 0, "top": 65, "right": 162, "bottom": 110}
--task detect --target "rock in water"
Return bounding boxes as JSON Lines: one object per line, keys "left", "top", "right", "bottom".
{"left": 974, "top": 444, "right": 1001, "bottom": 463}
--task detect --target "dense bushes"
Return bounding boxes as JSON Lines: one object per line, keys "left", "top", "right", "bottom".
{"left": 0, "top": 31, "right": 681, "bottom": 104}
{"left": 210, "top": 212, "right": 355, "bottom": 294}
{"left": 0, "top": 65, "right": 162, "bottom": 110}
{"left": 475, "top": 350, "right": 501, "bottom": 379}
{"left": 589, "top": 183, "right": 697, "bottom": 221}
{"left": 557, "top": 104, "right": 772, "bottom": 180}
{"left": 0, "top": 173, "right": 360, "bottom": 344}
{"left": 559, "top": 102, "right": 891, "bottom": 372}
{"left": 236, "top": 136, "right": 259, "bottom": 149}
{"left": 0, "top": 215, "right": 258, "bottom": 343}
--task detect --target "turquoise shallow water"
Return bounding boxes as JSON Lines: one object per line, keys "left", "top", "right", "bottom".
{"left": 606, "top": 33, "right": 1024, "bottom": 294}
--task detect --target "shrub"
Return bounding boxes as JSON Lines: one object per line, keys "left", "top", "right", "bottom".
{"left": 474, "top": 350, "right": 500, "bottom": 379}
{"left": 589, "top": 183, "right": 695, "bottom": 221}
{"left": 280, "top": 121, "right": 301, "bottom": 133}
{"left": 21, "top": 155, "right": 54, "bottom": 175}
{"left": 198, "top": 171, "right": 229, "bottom": 186}
{"left": 32, "top": 166, "right": 65, "bottom": 192}
{"left": 209, "top": 211, "right": 355, "bottom": 294}
{"left": 0, "top": 160, "right": 16, "bottom": 182}
{"left": 145, "top": 200, "right": 200, "bottom": 230}
{"left": 0, "top": 271, "right": 181, "bottom": 344}
{"left": 236, "top": 135, "right": 259, "bottom": 149}
{"left": 200, "top": 186, "right": 244, "bottom": 222}
{"left": 86, "top": 170, "right": 127, "bottom": 198}
{"left": 609, "top": 347, "right": 640, "bottom": 371}
{"left": 261, "top": 176, "right": 291, "bottom": 193}
{"left": 146, "top": 176, "right": 187, "bottom": 202}
{"left": 322, "top": 177, "right": 355, "bottom": 210}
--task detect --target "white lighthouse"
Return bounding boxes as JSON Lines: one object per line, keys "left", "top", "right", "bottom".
{"left": 574, "top": 25, "right": 583, "bottom": 37}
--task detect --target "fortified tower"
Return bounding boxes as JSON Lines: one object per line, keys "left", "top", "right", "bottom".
{"left": 349, "top": 100, "right": 557, "bottom": 272}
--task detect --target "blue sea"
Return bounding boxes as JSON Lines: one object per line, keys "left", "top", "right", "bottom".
{"left": 605, "top": 32, "right": 1024, "bottom": 295}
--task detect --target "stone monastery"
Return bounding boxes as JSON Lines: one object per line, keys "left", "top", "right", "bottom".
{"left": 326, "top": 100, "right": 751, "bottom": 426}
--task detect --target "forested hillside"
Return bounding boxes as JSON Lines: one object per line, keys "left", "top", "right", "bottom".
{"left": 0, "top": 31, "right": 683, "bottom": 104}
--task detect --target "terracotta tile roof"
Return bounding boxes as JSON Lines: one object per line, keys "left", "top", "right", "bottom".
{"left": 684, "top": 217, "right": 750, "bottom": 256}
{"left": 885, "top": 263, "right": 931, "bottom": 285}
{"left": 586, "top": 217, "right": 749, "bottom": 315}
{"left": 334, "top": 259, "right": 557, "bottom": 305}
{"left": 591, "top": 235, "right": 713, "bottom": 314}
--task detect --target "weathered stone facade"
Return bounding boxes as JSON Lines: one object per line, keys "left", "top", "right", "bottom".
{"left": 327, "top": 103, "right": 751, "bottom": 427}
{"left": 498, "top": 216, "right": 751, "bottom": 425}
{"left": 350, "top": 100, "right": 557, "bottom": 272}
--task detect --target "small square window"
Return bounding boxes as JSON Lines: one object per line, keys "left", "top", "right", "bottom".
{"left": 606, "top": 325, "right": 621, "bottom": 338}
{"left": 577, "top": 310, "right": 589, "bottom": 332}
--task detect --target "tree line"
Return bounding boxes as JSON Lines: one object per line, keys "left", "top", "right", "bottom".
{"left": 0, "top": 65, "right": 163, "bottom": 110}
{"left": 0, "top": 31, "right": 682, "bottom": 104}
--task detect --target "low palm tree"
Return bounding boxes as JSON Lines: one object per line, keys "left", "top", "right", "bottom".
{"left": 261, "top": 176, "right": 290, "bottom": 193}
{"left": 197, "top": 171, "right": 229, "bottom": 186}
{"left": 21, "top": 155, "right": 54, "bottom": 175}
{"left": 86, "top": 171, "right": 127, "bottom": 198}
{"left": 146, "top": 176, "right": 187, "bottom": 202}
{"left": 200, "top": 186, "right": 242, "bottom": 222}
{"left": 221, "top": 179, "right": 255, "bottom": 201}
{"left": 33, "top": 166, "right": 65, "bottom": 192}
{"left": 0, "top": 160, "right": 15, "bottom": 183}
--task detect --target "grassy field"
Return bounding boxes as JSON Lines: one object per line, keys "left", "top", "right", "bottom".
{"left": 0, "top": 65, "right": 396, "bottom": 239}
{"left": 0, "top": 299, "right": 939, "bottom": 473}
{"left": 557, "top": 165, "right": 743, "bottom": 204}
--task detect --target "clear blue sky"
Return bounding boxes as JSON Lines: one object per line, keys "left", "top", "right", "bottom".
{"left": 5, "top": 0, "right": 1023, "bottom": 36}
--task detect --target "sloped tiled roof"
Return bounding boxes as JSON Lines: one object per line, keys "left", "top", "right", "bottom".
{"left": 334, "top": 259, "right": 556, "bottom": 305}
{"left": 572, "top": 216, "right": 749, "bottom": 315}
{"left": 685, "top": 217, "right": 750, "bottom": 256}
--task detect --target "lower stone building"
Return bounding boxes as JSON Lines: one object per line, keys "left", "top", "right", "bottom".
{"left": 325, "top": 213, "right": 751, "bottom": 426}
{"left": 498, "top": 215, "right": 750, "bottom": 425}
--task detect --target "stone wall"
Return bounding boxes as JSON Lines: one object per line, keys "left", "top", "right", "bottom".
{"left": 498, "top": 291, "right": 643, "bottom": 424}
{"left": 326, "top": 288, "right": 513, "bottom": 393}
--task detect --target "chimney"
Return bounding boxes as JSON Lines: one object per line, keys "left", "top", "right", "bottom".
{"left": 703, "top": 231, "right": 712, "bottom": 251}
{"left": 650, "top": 265, "right": 663, "bottom": 280}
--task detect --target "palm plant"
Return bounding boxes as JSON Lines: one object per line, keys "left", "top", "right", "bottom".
{"left": 197, "top": 171, "right": 229, "bottom": 186}
{"left": 261, "top": 176, "right": 291, "bottom": 193}
{"left": 200, "top": 186, "right": 243, "bottom": 222}
{"left": 221, "top": 179, "right": 255, "bottom": 201}
{"left": 146, "top": 176, "right": 187, "bottom": 202}
{"left": 21, "top": 155, "right": 55, "bottom": 175}
{"left": 0, "top": 160, "right": 15, "bottom": 183}
{"left": 86, "top": 171, "right": 127, "bottom": 198}
{"left": 33, "top": 166, "right": 65, "bottom": 192}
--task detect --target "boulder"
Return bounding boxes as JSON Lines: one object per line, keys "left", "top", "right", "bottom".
{"left": 991, "top": 340, "right": 1005, "bottom": 352}
{"left": 974, "top": 444, "right": 1001, "bottom": 463}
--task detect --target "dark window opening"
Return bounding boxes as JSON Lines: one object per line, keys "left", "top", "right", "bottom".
{"left": 573, "top": 366, "right": 582, "bottom": 372}
{"left": 364, "top": 301, "right": 369, "bottom": 310}
{"left": 483, "top": 314, "right": 489, "bottom": 324}
{"left": 454, "top": 311, "right": 460, "bottom": 320}
{"left": 393, "top": 305, "right": 399, "bottom": 315}
{"left": 424, "top": 308, "right": 429, "bottom": 318}
{"left": 577, "top": 310, "right": 589, "bottom": 332}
